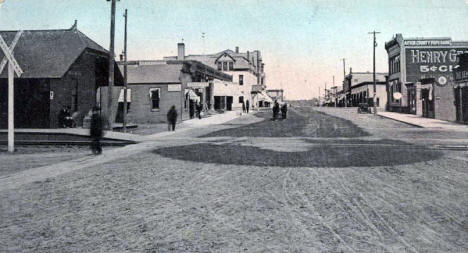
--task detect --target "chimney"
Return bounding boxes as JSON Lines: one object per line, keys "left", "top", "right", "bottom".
{"left": 177, "top": 43, "right": 185, "bottom": 60}
{"left": 71, "top": 20, "right": 77, "bottom": 30}
{"left": 235, "top": 46, "right": 239, "bottom": 53}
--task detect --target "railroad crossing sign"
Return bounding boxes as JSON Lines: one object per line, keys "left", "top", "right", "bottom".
{"left": 0, "top": 31, "right": 23, "bottom": 153}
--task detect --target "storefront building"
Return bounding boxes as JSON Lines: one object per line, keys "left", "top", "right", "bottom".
{"left": 453, "top": 53, "right": 468, "bottom": 123}
{"left": 385, "top": 34, "right": 468, "bottom": 121}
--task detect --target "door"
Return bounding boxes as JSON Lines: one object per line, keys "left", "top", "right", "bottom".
{"left": 226, "top": 96, "right": 233, "bottom": 111}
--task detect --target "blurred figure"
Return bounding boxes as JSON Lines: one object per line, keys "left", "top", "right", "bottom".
{"left": 196, "top": 102, "right": 203, "bottom": 119}
{"left": 281, "top": 103, "right": 288, "bottom": 119}
{"left": 246, "top": 100, "right": 250, "bottom": 114}
{"left": 90, "top": 106, "right": 104, "bottom": 155}
{"left": 272, "top": 100, "right": 280, "bottom": 120}
{"left": 167, "top": 105, "right": 178, "bottom": 131}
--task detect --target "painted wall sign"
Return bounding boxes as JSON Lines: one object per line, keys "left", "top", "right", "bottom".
{"left": 404, "top": 39, "right": 451, "bottom": 47}
{"left": 168, "top": 84, "right": 181, "bottom": 92}
{"left": 406, "top": 48, "right": 468, "bottom": 85}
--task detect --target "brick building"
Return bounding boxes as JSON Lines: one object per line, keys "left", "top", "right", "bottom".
{"left": 119, "top": 59, "right": 232, "bottom": 124}
{"left": 385, "top": 34, "right": 468, "bottom": 121}
{"left": 0, "top": 22, "right": 123, "bottom": 128}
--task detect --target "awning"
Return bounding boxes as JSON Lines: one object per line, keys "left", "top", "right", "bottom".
{"left": 256, "top": 91, "right": 273, "bottom": 103}
{"left": 185, "top": 89, "right": 200, "bottom": 102}
{"left": 118, "top": 88, "right": 131, "bottom": 102}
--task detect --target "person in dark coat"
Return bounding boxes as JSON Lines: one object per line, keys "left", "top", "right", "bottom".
{"left": 281, "top": 103, "right": 288, "bottom": 119}
{"left": 58, "top": 106, "right": 67, "bottom": 128}
{"left": 90, "top": 106, "right": 104, "bottom": 155}
{"left": 272, "top": 101, "right": 280, "bottom": 120}
{"left": 242, "top": 101, "right": 246, "bottom": 114}
{"left": 196, "top": 102, "right": 203, "bottom": 119}
{"left": 167, "top": 105, "right": 178, "bottom": 131}
{"left": 246, "top": 100, "right": 250, "bottom": 114}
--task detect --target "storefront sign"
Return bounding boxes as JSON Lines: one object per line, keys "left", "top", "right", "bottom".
{"left": 404, "top": 39, "right": 451, "bottom": 47}
{"left": 187, "top": 82, "right": 209, "bottom": 88}
{"left": 406, "top": 48, "right": 468, "bottom": 86}
{"left": 168, "top": 84, "right": 181, "bottom": 92}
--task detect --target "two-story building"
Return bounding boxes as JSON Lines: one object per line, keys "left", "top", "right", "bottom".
{"left": 164, "top": 45, "right": 266, "bottom": 111}
{"left": 343, "top": 70, "right": 387, "bottom": 108}
{"left": 385, "top": 34, "right": 468, "bottom": 121}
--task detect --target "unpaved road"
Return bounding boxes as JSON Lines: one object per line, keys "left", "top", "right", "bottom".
{"left": 1, "top": 107, "right": 468, "bottom": 252}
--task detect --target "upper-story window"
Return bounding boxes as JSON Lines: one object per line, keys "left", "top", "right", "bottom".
{"left": 223, "top": 62, "right": 228, "bottom": 71}
{"left": 389, "top": 55, "right": 400, "bottom": 74}
{"left": 217, "top": 62, "right": 222, "bottom": 71}
{"left": 239, "top": 75, "right": 244, "bottom": 85}
{"left": 228, "top": 62, "right": 233, "bottom": 71}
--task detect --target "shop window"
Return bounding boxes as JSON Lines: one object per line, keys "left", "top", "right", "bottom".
{"left": 149, "top": 88, "right": 160, "bottom": 110}
{"left": 229, "top": 62, "right": 233, "bottom": 71}
{"left": 217, "top": 62, "right": 222, "bottom": 71}
{"left": 239, "top": 75, "right": 244, "bottom": 85}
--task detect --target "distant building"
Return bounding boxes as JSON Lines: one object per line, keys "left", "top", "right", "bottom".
{"left": 385, "top": 34, "right": 468, "bottom": 121}
{"left": 164, "top": 45, "right": 266, "bottom": 110}
{"left": 343, "top": 70, "right": 387, "bottom": 107}
{"left": 0, "top": 22, "right": 123, "bottom": 128}
{"left": 118, "top": 58, "right": 232, "bottom": 123}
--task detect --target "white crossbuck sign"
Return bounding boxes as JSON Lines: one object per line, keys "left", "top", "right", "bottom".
{"left": 0, "top": 31, "right": 23, "bottom": 153}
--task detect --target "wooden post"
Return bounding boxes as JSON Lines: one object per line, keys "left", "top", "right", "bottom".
{"left": 107, "top": 0, "right": 117, "bottom": 130}
{"left": 8, "top": 62, "right": 14, "bottom": 152}
{"left": 123, "top": 9, "right": 128, "bottom": 132}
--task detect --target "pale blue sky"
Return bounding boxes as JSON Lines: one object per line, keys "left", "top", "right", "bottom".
{"left": 1, "top": 0, "right": 468, "bottom": 99}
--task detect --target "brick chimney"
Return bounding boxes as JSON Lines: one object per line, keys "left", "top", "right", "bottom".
{"left": 235, "top": 46, "right": 239, "bottom": 53}
{"left": 177, "top": 43, "right": 185, "bottom": 60}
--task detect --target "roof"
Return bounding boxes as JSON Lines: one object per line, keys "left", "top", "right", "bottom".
{"left": 121, "top": 64, "right": 182, "bottom": 84}
{"left": 0, "top": 25, "right": 107, "bottom": 79}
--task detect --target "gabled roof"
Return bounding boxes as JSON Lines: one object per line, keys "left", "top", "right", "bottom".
{"left": 0, "top": 25, "right": 107, "bottom": 79}
{"left": 121, "top": 63, "right": 182, "bottom": 84}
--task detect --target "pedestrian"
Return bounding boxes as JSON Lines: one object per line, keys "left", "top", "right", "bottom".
{"left": 58, "top": 105, "right": 67, "bottom": 128}
{"left": 242, "top": 101, "right": 246, "bottom": 114}
{"left": 196, "top": 102, "right": 203, "bottom": 119}
{"left": 272, "top": 100, "right": 280, "bottom": 120}
{"left": 90, "top": 106, "right": 104, "bottom": 155}
{"left": 246, "top": 100, "right": 250, "bottom": 114}
{"left": 281, "top": 103, "right": 288, "bottom": 119}
{"left": 167, "top": 105, "right": 178, "bottom": 131}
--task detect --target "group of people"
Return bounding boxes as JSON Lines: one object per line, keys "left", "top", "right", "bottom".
{"left": 58, "top": 106, "right": 77, "bottom": 128}
{"left": 272, "top": 101, "right": 288, "bottom": 120}
{"left": 242, "top": 100, "right": 250, "bottom": 114}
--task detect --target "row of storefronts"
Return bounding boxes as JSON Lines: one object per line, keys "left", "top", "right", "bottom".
{"left": 384, "top": 34, "right": 468, "bottom": 123}
{"left": 0, "top": 23, "right": 271, "bottom": 128}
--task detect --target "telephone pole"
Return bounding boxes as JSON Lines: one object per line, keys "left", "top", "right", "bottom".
{"left": 107, "top": 0, "right": 117, "bottom": 130}
{"left": 342, "top": 58, "right": 347, "bottom": 107}
{"left": 369, "top": 30, "right": 380, "bottom": 115}
{"left": 122, "top": 9, "right": 128, "bottom": 132}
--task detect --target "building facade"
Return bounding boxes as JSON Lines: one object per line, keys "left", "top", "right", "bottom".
{"left": 164, "top": 45, "right": 266, "bottom": 110}
{"left": 266, "top": 89, "right": 284, "bottom": 102}
{"left": 0, "top": 23, "right": 123, "bottom": 128}
{"left": 385, "top": 34, "right": 468, "bottom": 121}
{"left": 343, "top": 70, "right": 387, "bottom": 107}
{"left": 118, "top": 59, "right": 232, "bottom": 124}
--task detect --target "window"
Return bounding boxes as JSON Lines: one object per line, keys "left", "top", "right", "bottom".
{"left": 149, "top": 88, "right": 160, "bottom": 110}
{"left": 239, "top": 75, "right": 244, "bottom": 85}
{"left": 239, "top": 96, "right": 244, "bottom": 103}
{"left": 223, "top": 62, "right": 228, "bottom": 71}
{"left": 228, "top": 62, "right": 233, "bottom": 71}
{"left": 217, "top": 62, "right": 222, "bottom": 71}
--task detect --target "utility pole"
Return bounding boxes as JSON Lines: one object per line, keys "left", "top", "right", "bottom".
{"left": 202, "top": 32, "right": 205, "bottom": 55}
{"left": 369, "top": 30, "right": 380, "bottom": 115}
{"left": 318, "top": 86, "right": 321, "bottom": 107}
{"left": 107, "top": 0, "right": 117, "bottom": 130}
{"left": 122, "top": 9, "right": 128, "bottom": 132}
{"left": 333, "top": 75, "right": 337, "bottom": 107}
{"left": 342, "top": 58, "right": 347, "bottom": 107}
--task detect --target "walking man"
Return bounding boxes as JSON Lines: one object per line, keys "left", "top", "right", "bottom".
{"left": 90, "top": 106, "right": 104, "bottom": 155}
{"left": 167, "top": 105, "right": 178, "bottom": 131}
{"left": 272, "top": 100, "right": 280, "bottom": 120}
{"left": 246, "top": 100, "right": 250, "bottom": 114}
{"left": 281, "top": 103, "right": 288, "bottom": 119}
